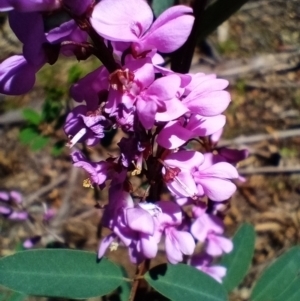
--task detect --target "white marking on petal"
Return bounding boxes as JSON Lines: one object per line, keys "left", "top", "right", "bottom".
{"left": 68, "top": 128, "right": 87, "bottom": 148}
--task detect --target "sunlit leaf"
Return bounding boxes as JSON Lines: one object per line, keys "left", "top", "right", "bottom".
{"left": 251, "top": 247, "right": 300, "bottom": 301}
{"left": 22, "top": 108, "right": 42, "bottom": 125}
{"left": 220, "top": 223, "right": 255, "bottom": 291}
{"left": 145, "top": 263, "right": 228, "bottom": 301}
{"left": 30, "top": 136, "right": 49, "bottom": 151}
{"left": 0, "top": 249, "right": 126, "bottom": 299}
{"left": 19, "top": 128, "right": 39, "bottom": 144}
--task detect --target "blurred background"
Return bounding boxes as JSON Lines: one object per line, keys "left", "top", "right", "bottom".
{"left": 1, "top": 0, "right": 300, "bottom": 300}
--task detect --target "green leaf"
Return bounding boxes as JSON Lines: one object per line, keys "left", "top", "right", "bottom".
{"left": 152, "top": 0, "right": 174, "bottom": 17}
{"left": 220, "top": 223, "right": 256, "bottom": 291}
{"left": 0, "top": 249, "right": 126, "bottom": 299}
{"left": 118, "top": 267, "right": 131, "bottom": 301}
{"left": 145, "top": 263, "right": 228, "bottom": 301}
{"left": 30, "top": 136, "right": 49, "bottom": 151}
{"left": 22, "top": 108, "right": 42, "bottom": 125}
{"left": 250, "top": 246, "right": 300, "bottom": 301}
{"left": 198, "top": 0, "right": 250, "bottom": 40}
{"left": 51, "top": 140, "right": 65, "bottom": 156}
{"left": 19, "top": 128, "right": 39, "bottom": 144}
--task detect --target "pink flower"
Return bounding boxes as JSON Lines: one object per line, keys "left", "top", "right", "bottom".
{"left": 190, "top": 254, "right": 227, "bottom": 283}
{"left": 91, "top": 0, "right": 194, "bottom": 56}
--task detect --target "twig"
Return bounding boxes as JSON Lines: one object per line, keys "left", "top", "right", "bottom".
{"left": 238, "top": 166, "right": 300, "bottom": 174}
{"left": 51, "top": 167, "right": 80, "bottom": 228}
{"left": 24, "top": 174, "right": 68, "bottom": 206}
{"left": 190, "top": 50, "right": 300, "bottom": 79}
{"left": 218, "top": 128, "right": 300, "bottom": 147}
{"left": 246, "top": 81, "right": 300, "bottom": 89}
{"left": 129, "top": 260, "right": 150, "bottom": 301}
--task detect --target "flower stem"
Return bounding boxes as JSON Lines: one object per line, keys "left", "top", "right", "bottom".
{"left": 128, "top": 259, "right": 150, "bottom": 301}
{"left": 171, "top": 0, "right": 208, "bottom": 73}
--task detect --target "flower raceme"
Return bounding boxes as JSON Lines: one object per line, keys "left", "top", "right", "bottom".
{"left": 0, "top": 0, "right": 248, "bottom": 283}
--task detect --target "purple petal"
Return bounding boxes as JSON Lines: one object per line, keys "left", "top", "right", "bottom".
{"left": 184, "top": 90, "right": 231, "bottom": 116}
{"left": 0, "top": 206, "right": 11, "bottom": 215}
{"left": 8, "top": 211, "right": 28, "bottom": 220}
{"left": 205, "top": 266, "right": 227, "bottom": 283}
{"left": 188, "top": 115, "right": 226, "bottom": 137}
{"left": 23, "top": 236, "right": 41, "bottom": 249}
{"left": 136, "top": 6, "right": 194, "bottom": 53}
{"left": 172, "top": 230, "right": 195, "bottom": 255}
{"left": 140, "top": 234, "right": 158, "bottom": 258}
{"left": 126, "top": 208, "right": 154, "bottom": 235}
{"left": 91, "top": 0, "right": 153, "bottom": 42}
{"left": 146, "top": 74, "right": 181, "bottom": 100}
{"left": 0, "top": 55, "right": 37, "bottom": 95}
{"left": 136, "top": 98, "right": 157, "bottom": 129}
{"left": 200, "top": 162, "right": 239, "bottom": 179}
{"left": 0, "top": 192, "right": 9, "bottom": 201}
{"left": 98, "top": 234, "right": 116, "bottom": 258}
{"left": 156, "top": 120, "right": 193, "bottom": 149}
{"left": 198, "top": 178, "right": 237, "bottom": 201}
{"left": 155, "top": 98, "right": 189, "bottom": 122}
{"left": 9, "top": 191, "right": 22, "bottom": 203}
{"left": 164, "top": 150, "right": 204, "bottom": 171}
{"left": 156, "top": 201, "right": 182, "bottom": 226}
{"left": 165, "top": 230, "right": 183, "bottom": 264}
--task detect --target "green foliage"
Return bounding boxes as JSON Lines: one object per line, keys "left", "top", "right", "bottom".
{"left": 152, "top": 0, "right": 175, "bottom": 17}
{"left": 42, "top": 87, "right": 64, "bottom": 123}
{"left": 18, "top": 87, "right": 65, "bottom": 153}
{"left": 199, "top": 0, "right": 250, "bottom": 41}
{"left": 22, "top": 108, "right": 42, "bottom": 125}
{"left": 220, "top": 223, "right": 256, "bottom": 292}
{"left": 51, "top": 140, "right": 66, "bottom": 156}
{"left": 0, "top": 249, "right": 126, "bottom": 299}
{"left": 68, "top": 64, "right": 83, "bottom": 84}
{"left": 145, "top": 263, "right": 228, "bottom": 301}
{"left": 30, "top": 136, "right": 50, "bottom": 151}
{"left": 19, "top": 128, "right": 39, "bottom": 144}
{"left": 250, "top": 246, "right": 300, "bottom": 301}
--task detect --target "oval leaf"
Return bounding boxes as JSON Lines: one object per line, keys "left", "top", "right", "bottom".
{"left": 22, "top": 108, "right": 42, "bottom": 125}
{"left": 0, "top": 249, "right": 125, "bottom": 299}
{"left": 220, "top": 223, "right": 256, "bottom": 291}
{"left": 145, "top": 263, "right": 228, "bottom": 301}
{"left": 251, "top": 246, "right": 300, "bottom": 301}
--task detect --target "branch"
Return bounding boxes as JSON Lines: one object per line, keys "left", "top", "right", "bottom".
{"left": 171, "top": 0, "right": 208, "bottom": 73}
{"left": 218, "top": 128, "right": 300, "bottom": 147}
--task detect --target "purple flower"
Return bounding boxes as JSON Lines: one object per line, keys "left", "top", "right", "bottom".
{"left": 64, "top": 105, "right": 108, "bottom": 147}
{"left": 70, "top": 66, "right": 109, "bottom": 109}
{"left": 191, "top": 210, "right": 233, "bottom": 256}
{"left": 0, "top": 55, "right": 38, "bottom": 95}
{"left": 190, "top": 254, "right": 227, "bottom": 283}
{"left": 157, "top": 114, "right": 226, "bottom": 149}
{"left": 91, "top": 0, "right": 194, "bottom": 56}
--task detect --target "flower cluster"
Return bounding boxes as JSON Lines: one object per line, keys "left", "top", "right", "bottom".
{"left": 0, "top": 190, "right": 56, "bottom": 248}
{"left": 0, "top": 0, "right": 248, "bottom": 283}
